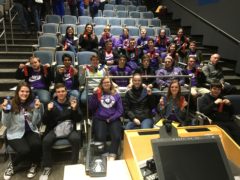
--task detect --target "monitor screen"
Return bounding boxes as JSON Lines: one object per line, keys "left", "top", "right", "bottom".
{"left": 151, "top": 135, "right": 234, "bottom": 180}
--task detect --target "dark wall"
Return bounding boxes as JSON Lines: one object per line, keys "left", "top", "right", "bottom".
{"left": 176, "top": 0, "right": 240, "bottom": 40}
{"left": 162, "top": 0, "right": 240, "bottom": 74}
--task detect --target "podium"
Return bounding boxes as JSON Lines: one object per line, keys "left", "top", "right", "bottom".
{"left": 123, "top": 125, "right": 240, "bottom": 180}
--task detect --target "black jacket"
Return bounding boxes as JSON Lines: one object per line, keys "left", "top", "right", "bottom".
{"left": 98, "top": 48, "right": 119, "bottom": 65}
{"left": 199, "top": 93, "right": 233, "bottom": 122}
{"left": 42, "top": 98, "right": 82, "bottom": 133}
{"left": 124, "top": 86, "right": 155, "bottom": 121}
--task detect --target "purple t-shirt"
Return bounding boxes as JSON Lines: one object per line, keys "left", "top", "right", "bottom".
{"left": 28, "top": 71, "right": 46, "bottom": 89}
{"left": 109, "top": 66, "right": 132, "bottom": 87}
{"left": 63, "top": 71, "right": 73, "bottom": 90}
{"left": 186, "top": 69, "right": 197, "bottom": 86}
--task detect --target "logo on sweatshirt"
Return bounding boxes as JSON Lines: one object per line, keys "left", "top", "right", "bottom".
{"left": 100, "top": 95, "right": 115, "bottom": 108}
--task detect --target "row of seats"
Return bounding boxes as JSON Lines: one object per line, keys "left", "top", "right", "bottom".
{"left": 104, "top": 4, "right": 147, "bottom": 12}
{"left": 41, "top": 23, "right": 167, "bottom": 37}
{"left": 33, "top": 50, "right": 95, "bottom": 66}
{"left": 45, "top": 13, "right": 157, "bottom": 25}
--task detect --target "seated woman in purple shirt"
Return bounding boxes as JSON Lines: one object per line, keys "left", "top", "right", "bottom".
{"left": 16, "top": 56, "right": 51, "bottom": 104}
{"left": 137, "top": 27, "right": 150, "bottom": 50}
{"left": 89, "top": 76, "right": 123, "bottom": 160}
{"left": 62, "top": 26, "right": 78, "bottom": 55}
{"left": 116, "top": 27, "right": 130, "bottom": 50}
{"left": 99, "top": 25, "right": 117, "bottom": 48}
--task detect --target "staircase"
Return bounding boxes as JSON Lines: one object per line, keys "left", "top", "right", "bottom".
{"left": 0, "top": 20, "right": 38, "bottom": 99}
{"left": 0, "top": 6, "right": 239, "bottom": 100}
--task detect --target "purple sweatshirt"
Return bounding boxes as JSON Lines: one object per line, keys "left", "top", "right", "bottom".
{"left": 156, "top": 66, "right": 184, "bottom": 87}
{"left": 89, "top": 92, "right": 123, "bottom": 122}
{"left": 109, "top": 66, "right": 133, "bottom": 87}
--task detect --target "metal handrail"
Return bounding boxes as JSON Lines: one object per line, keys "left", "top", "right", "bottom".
{"left": 9, "top": 3, "right": 18, "bottom": 44}
{"left": 170, "top": 0, "right": 240, "bottom": 45}
{"left": 0, "top": 17, "right": 7, "bottom": 51}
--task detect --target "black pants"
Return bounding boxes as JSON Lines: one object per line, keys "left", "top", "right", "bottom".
{"left": 8, "top": 131, "right": 42, "bottom": 169}
{"left": 215, "top": 121, "right": 240, "bottom": 145}
{"left": 42, "top": 130, "right": 81, "bottom": 167}
{"left": 94, "top": 118, "right": 122, "bottom": 155}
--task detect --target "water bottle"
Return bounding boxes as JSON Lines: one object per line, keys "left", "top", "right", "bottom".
{"left": 5, "top": 96, "right": 12, "bottom": 111}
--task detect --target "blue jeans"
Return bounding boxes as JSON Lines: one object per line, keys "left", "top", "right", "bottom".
{"left": 52, "top": 0, "right": 65, "bottom": 16}
{"left": 13, "top": 2, "right": 30, "bottom": 32}
{"left": 125, "top": 118, "right": 154, "bottom": 130}
{"left": 33, "top": 89, "right": 50, "bottom": 105}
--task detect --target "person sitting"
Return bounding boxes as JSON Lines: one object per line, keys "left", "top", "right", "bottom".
{"left": 98, "top": 39, "right": 119, "bottom": 66}
{"left": 155, "top": 29, "right": 171, "bottom": 57}
{"left": 174, "top": 27, "right": 189, "bottom": 60}
{"left": 185, "top": 41, "right": 203, "bottom": 66}
{"left": 157, "top": 80, "right": 188, "bottom": 126}
{"left": 125, "top": 73, "right": 155, "bottom": 129}
{"left": 182, "top": 56, "right": 210, "bottom": 97}
{"left": 116, "top": 27, "right": 130, "bottom": 50}
{"left": 109, "top": 55, "right": 133, "bottom": 90}
{"left": 79, "top": 55, "right": 108, "bottom": 104}
{"left": 16, "top": 56, "right": 51, "bottom": 105}
{"left": 202, "top": 53, "right": 237, "bottom": 95}
{"left": 137, "top": 27, "right": 150, "bottom": 50}
{"left": 134, "top": 54, "right": 157, "bottom": 90}
{"left": 39, "top": 83, "right": 82, "bottom": 179}
{"left": 143, "top": 38, "right": 161, "bottom": 71}
{"left": 55, "top": 53, "right": 80, "bottom": 99}
{"left": 78, "top": 23, "right": 98, "bottom": 53}
{"left": 89, "top": 76, "right": 123, "bottom": 160}
{"left": 163, "top": 43, "right": 180, "bottom": 66}
{"left": 1, "top": 82, "right": 43, "bottom": 180}
{"left": 124, "top": 38, "right": 143, "bottom": 71}
{"left": 156, "top": 56, "right": 184, "bottom": 91}
{"left": 99, "top": 25, "right": 117, "bottom": 49}
{"left": 61, "top": 26, "right": 78, "bottom": 55}
{"left": 199, "top": 81, "right": 240, "bottom": 145}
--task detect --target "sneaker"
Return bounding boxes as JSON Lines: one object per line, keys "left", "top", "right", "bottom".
{"left": 39, "top": 167, "right": 51, "bottom": 180}
{"left": 27, "top": 163, "right": 38, "bottom": 179}
{"left": 3, "top": 162, "right": 14, "bottom": 180}
{"left": 108, "top": 153, "right": 116, "bottom": 161}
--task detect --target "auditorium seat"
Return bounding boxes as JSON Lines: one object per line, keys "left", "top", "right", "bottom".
{"left": 149, "top": 18, "right": 161, "bottom": 27}
{"left": 77, "top": 24, "right": 85, "bottom": 35}
{"left": 93, "top": 17, "right": 108, "bottom": 25}
{"left": 33, "top": 50, "right": 55, "bottom": 65}
{"left": 136, "top": 5, "right": 147, "bottom": 12}
{"left": 41, "top": 23, "right": 59, "bottom": 35}
{"left": 78, "top": 16, "right": 92, "bottom": 25}
{"left": 109, "top": 18, "right": 122, "bottom": 26}
{"left": 128, "top": 26, "right": 139, "bottom": 37}
{"left": 115, "top": 5, "right": 126, "bottom": 11}
{"left": 103, "top": 10, "right": 116, "bottom": 17}
{"left": 137, "top": 19, "right": 149, "bottom": 27}
{"left": 104, "top": 3, "right": 114, "bottom": 10}
{"left": 122, "top": 18, "right": 136, "bottom": 27}
{"left": 45, "top": 15, "right": 61, "bottom": 24}
{"left": 62, "top": 15, "right": 78, "bottom": 24}
{"left": 127, "top": 5, "right": 137, "bottom": 12}
{"left": 140, "top": 12, "right": 154, "bottom": 19}
{"left": 77, "top": 51, "right": 97, "bottom": 65}
{"left": 111, "top": 25, "right": 123, "bottom": 36}
{"left": 116, "top": 11, "right": 128, "bottom": 18}
{"left": 94, "top": 25, "right": 105, "bottom": 36}
{"left": 129, "top": 11, "right": 140, "bottom": 18}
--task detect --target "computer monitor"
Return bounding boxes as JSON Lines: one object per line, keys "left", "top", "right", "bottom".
{"left": 151, "top": 135, "right": 234, "bottom": 180}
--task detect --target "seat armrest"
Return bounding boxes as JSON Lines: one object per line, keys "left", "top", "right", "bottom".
{"left": 195, "top": 111, "right": 212, "bottom": 125}
{"left": 39, "top": 124, "right": 46, "bottom": 135}
{"left": 76, "top": 122, "right": 81, "bottom": 131}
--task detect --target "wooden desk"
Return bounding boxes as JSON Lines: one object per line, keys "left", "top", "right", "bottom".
{"left": 64, "top": 160, "right": 132, "bottom": 180}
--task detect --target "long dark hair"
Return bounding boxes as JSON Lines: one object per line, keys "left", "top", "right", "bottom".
{"left": 166, "top": 80, "right": 181, "bottom": 106}
{"left": 11, "top": 82, "right": 34, "bottom": 113}
{"left": 84, "top": 23, "right": 93, "bottom": 34}
{"left": 65, "top": 26, "right": 74, "bottom": 38}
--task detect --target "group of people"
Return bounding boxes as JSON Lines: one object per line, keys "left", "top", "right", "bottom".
{"left": 1, "top": 50, "right": 240, "bottom": 179}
